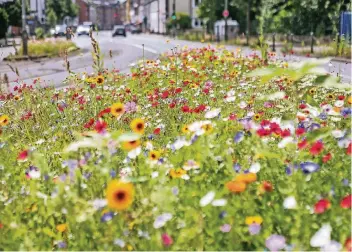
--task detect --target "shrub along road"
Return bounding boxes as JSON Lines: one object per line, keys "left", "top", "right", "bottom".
{"left": 0, "top": 32, "right": 350, "bottom": 91}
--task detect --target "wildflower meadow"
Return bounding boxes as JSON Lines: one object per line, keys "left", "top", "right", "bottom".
{"left": 0, "top": 44, "right": 351, "bottom": 251}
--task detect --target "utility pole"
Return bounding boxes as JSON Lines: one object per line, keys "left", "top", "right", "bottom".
{"left": 172, "top": 0, "right": 176, "bottom": 37}
{"left": 157, "top": 0, "right": 160, "bottom": 33}
{"left": 21, "top": 0, "right": 28, "bottom": 56}
{"left": 224, "top": 0, "right": 228, "bottom": 41}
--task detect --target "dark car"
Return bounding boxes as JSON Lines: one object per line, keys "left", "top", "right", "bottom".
{"left": 112, "top": 25, "right": 126, "bottom": 37}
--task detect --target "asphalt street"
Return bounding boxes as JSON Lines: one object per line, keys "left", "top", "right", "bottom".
{"left": 0, "top": 32, "right": 351, "bottom": 92}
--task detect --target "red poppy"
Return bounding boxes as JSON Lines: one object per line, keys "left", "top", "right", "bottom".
{"left": 310, "top": 141, "right": 324, "bottom": 156}
{"left": 261, "top": 181, "right": 273, "bottom": 192}
{"left": 169, "top": 102, "right": 176, "bottom": 108}
{"left": 181, "top": 105, "right": 190, "bottom": 113}
{"left": 298, "top": 139, "right": 308, "bottom": 149}
{"left": 84, "top": 118, "right": 95, "bottom": 129}
{"left": 256, "top": 128, "right": 271, "bottom": 137}
{"left": 154, "top": 128, "right": 161, "bottom": 135}
{"left": 175, "top": 87, "right": 182, "bottom": 93}
{"left": 95, "top": 120, "right": 107, "bottom": 133}
{"left": 161, "top": 91, "right": 169, "bottom": 99}
{"left": 340, "top": 194, "right": 351, "bottom": 209}
{"left": 345, "top": 238, "right": 352, "bottom": 251}
{"left": 280, "top": 129, "right": 291, "bottom": 138}
{"left": 203, "top": 88, "right": 210, "bottom": 94}
{"left": 98, "top": 108, "right": 111, "bottom": 118}
{"left": 338, "top": 95, "right": 345, "bottom": 100}
{"left": 295, "top": 128, "right": 305, "bottom": 136}
{"left": 322, "top": 153, "right": 332, "bottom": 163}
{"left": 347, "top": 143, "right": 352, "bottom": 156}
{"left": 299, "top": 104, "right": 307, "bottom": 109}
{"left": 18, "top": 150, "right": 29, "bottom": 161}
{"left": 314, "top": 199, "right": 330, "bottom": 214}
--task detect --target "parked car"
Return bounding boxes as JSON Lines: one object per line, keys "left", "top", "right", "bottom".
{"left": 130, "top": 25, "right": 142, "bottom": 34}
{"left": 76, "top": 25, "right": 91, "bottom": 36}
{"left": 54, "top": 25, "right": 67, "bottom": 38}
{"left": 112, "top": 25, "right": 126, "bottom": 37}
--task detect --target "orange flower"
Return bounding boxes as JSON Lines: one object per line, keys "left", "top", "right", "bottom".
{"left": 169, "top": 168, "right": 186, "bottom": 178}
{"left": 226, "top": 181, "right": 246, "bottom": 193}
{"left": 235, "top": 173, "right": 257, "bottom": 184}
{"left": 56, "top": 223, "right": 67, "bottom": 232}
{"left": 106, "top": 180, "right": 134, "bottom": 210}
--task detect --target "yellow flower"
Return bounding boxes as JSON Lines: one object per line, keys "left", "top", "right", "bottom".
{"left": 0, "top": 115, "right": 10, "bottom": 126}
{"left": 169, "top": 168, "right": 186, "bottom": 178}
{"left": 202, "top": 124, "right": 213, "bottom": 134}
{"left": 326, "top": 93, "right": 335, "bottom": 100}
{"left": 309, "top": 88, "right": 316, "bottom": 95}
{"left": 122, "top": 140, "right": 141, "bottom": 151}
{"left": 253, "top": 113, "right": 261, "bottom": 121}
{"left": 127, "top": 245, "right": 133, "bottom": 251}
{"left": 14, "top": 95, "right": 20, "bottom": 101}
{"left": 130, "top": 118, "right": 145, "bottom": 134}
{"left": 348, "top": 96, "right": 352, "bottom": 104}
{"left": 149, "top": 150, "right": 161, "bottom": 161}
{"left": 96, "top": 75, "right": 105, "bottom": 84}
{"left": 106, "top": 180, "right": 134, "bottom": 211}
{"left": 245, "top": 216, "right": 263, "bottom": 225}
{"left": 56, "top": 223, "right": 67, "bottom": 232}
{"left": 181, "top": 125, "right": 190, "bottom": 134}
{"left": 111, "top": 103, "right": 125, "bottom": 117}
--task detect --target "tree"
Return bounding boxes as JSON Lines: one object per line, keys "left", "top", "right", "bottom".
{"left": 0, "top": 8, "right": 9, "bottom": 39}
{"left": 47, "top": 8, "right": 57, "bottom": 28}
{"left": 1, "top": 0, "right": 22, "bottom": 27}
{"left": 166, "top": 13, "right": 192, "bottom": 31}
{"left": 46, "top": 0, "right": 78, "bottom": 23}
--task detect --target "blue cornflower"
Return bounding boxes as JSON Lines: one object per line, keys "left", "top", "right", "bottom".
{"left": 234, "top": 131, "right": 244, "bottom": 143}
{"left": 300, "top": 162, "right": 320, "bottom": 174}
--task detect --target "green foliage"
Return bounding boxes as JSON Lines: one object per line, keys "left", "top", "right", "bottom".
{"left": 35, "top": 27, "right": 45, "bottom": 40}
{"left": 0, "top": 7, "right": 9, "bottom": 39}
{"left": 167, "top": 13, "right": 192, "bottom": 31}
{"left": 47, "top": 9, "right": 57, "bottom": 28}
{"left": 18, "top": 40, "right": 78, "bottom": 56}
{"left": 46, "top": 0, "right": 78, "bottom": 23}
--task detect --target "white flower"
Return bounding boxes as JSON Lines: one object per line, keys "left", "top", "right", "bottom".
{"left": 334, "top": 100, "right": 344, "bottom": 107}
{"left": 249, "top": 163, "right": 261, "bottom": 173}
{"left": 183, "top": 160, "right": 200, "bottom": 170}
{"left": 171, "top": 138, "right": 190, "bottom": 150}
{"left": 321, "top": 240, "right": 342, "bottom": 252}
{"left": 278, "top": 137, "right": 294, "bottom": 148}
{"left": 205, "top": 108, "right": 221, "bottom": 119}
{"left": 225, "top": 96, "right": 236, "bottom": 102}
{"left": 145, "top": 141, "right": 154, "bottom": 150}
{"left": 151, "top": 171, "right": 159, "bottom": 178}
{"left": 239, "top": 101, "right": 247, "bottom": 109}
{"left": 283, "top": 196, "right": 297, "bottom": 209}
{"left": 310, "top": 224, "right": 332, "bottom": 247}
{"left": 331, "top": 130, "right": 345, "bottom": 138}
{"left": 91, "top": 199, "right": 107, "bottom": 210}
{"left": 212, "top": 199, "right": 227, "bottom": 206}
{"left": 153, "top": 213, "right": 173, "bottom": 229}
{"left": 28, "top": 169, "right": 41, "bottom": 179}
{"left": 128, "top": 147, "right": 141, "bottom": 159}
{"left": 114, "top": 239, "right": 125, "bottom": 248}
{"left": 200, "top": 191, "right": 215, "bottom": 207}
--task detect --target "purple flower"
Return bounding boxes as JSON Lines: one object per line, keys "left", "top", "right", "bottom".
{"left": 171, "top": 186, "right": 179, "bottom": 195}
{"left": 101, "top": 212, "right": 114, "bottom": 222}
{"left": 125, "top": 101, "right": 137, "bottom": 113}
{"left": 341, "top": 107, "right": 351, "bottom": 117}
{"left": 62, "top": 159, "right": 78, "bottom": 169}
{"left": 219, "top": 211, "right": 227, "bottom": 219}
{"left": 285, "top": 166, "right": 292, "bottom": 175}
{"left": 234, "top": 131, "right": 244, "bottom": 143}
{"left": 57, "top": 241, "right": 67, "bottom": 249}
{"left": 110, "top": 170, "right": 117, "bottom": 178}
{"left": 233, "top": 163, "right": 241, "bottom": 173}
{"left": 220, "top": 224, "right": 231, "bottom": 233}
{"left": 248, "top": 223, "right": 261, "bottom": 235}
{"left": 342, "top": 178, "right": 349, "bottom": 186}
{"left": 265, "top": 234, "right": 286, "bottom": 251}
{"left": 300, "top": 162, "right": 320, "bottom": 174}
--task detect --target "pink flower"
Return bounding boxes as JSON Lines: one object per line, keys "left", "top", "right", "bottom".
{"left": 161, "top": 233, "right": 173, "bottom": 246}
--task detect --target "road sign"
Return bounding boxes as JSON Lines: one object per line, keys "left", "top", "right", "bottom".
{"left": 223, "top": 9, "right": 229, "bottom": 18}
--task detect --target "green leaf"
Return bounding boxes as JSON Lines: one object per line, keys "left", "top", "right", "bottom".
{"left": 42, "top": 227, "right": 56, "bottom": 238}
{"left": 306, "top": 127, "right": 331, "bottom": 143}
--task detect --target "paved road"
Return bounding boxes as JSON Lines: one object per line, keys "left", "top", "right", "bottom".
{"left": 0, "top": 32, "right": 350, "bottom": 92}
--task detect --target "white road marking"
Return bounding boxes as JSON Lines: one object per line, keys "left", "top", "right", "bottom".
{"left": 131, "top": 44, "right": 158, "bottom": 54}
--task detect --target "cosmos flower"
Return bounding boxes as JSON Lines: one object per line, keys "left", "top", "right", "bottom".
{"left": 248, "top": 224, "right": 261, "bottom": 235}
{"left": 106, "top": 180, "right": 134, "bottom": 211}
{"left": 17, "top": 150, "right": 29, "bottom": 161}
{"left": 161, "top": 233, "right": 173, "bottom": 246}
{"left": 95, "top": 120, "right": 107, "bottom": 134}
{"left": 220, "top": 224, "right": 232, "bottom": 233}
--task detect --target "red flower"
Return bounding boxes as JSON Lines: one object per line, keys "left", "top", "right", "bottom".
{"left": 295, "top": 128, "right": 305, "bottom": 136}
{"left": 338, "top": 95, "right": 345, "bottom": 100}
{"left": 203, "top": 88, "right": 210, "bottom": 94}
{"left": 175, "top": 87, "right": 182, "bottom": 93}
{"left": 260, "top": 120, "right": 270, "bottom": 127}
{"left": 181, "top": 105, "right": 190, "bottom": 113}
{"left": 340, "top": 194, "right": 351, "bottom": 209}
{"left": 154, "top": 128, "right": 161, "bottom": 135}
{"left": 84, "top": 118, "right": 95, "bottom": 129}
{"left": 322, "top": 153, "right": 332, "bottom": 163}
{"left": 256, "top": 128, "right": 271, "bottom": 137}
{"left": 98, "top": 107, "right": 111, "bottom": 118}
{"left": 161, "top": 233, "right": 173, "bottom": 246}
{"left": 310, "top": 141, "right": 324, "bottom": 156}
{"left": 298, "top": 139, "right": 308, "bottom": 149}
{"left": 345, "top": 238, "right": 352, "bottom": 251}
{"left": 95, "top": 120, "right": 107, "bottom": 133}
{"left": 347, "top": 143, "right": 352, "bottom": 156}
{"left": 229, "top": 113, "right": 237, "bottom": 120}
{"left": 18, "top": 150, "right": 29, "bottom": 161}
{"left": 152, "top": 101, "right": 159, "bottom": 107}
{"left": 261, "top": 181, "right": 273, "bottom": 192}
{"left": 161, "top": 91, "right": 169, "bottom": 99}
{"left": 280, "top": 129, "right": 291, "bottom": 138}
{"left": 270, "top": 123, "right": 282, "bottom": 135}
{"left": 169, "top": 102, "right": 176, "bottom": 109}
{"left": 314, "top": 199, "right": 331, "bottom": 214}
{"left": 299, "top": 104, "right": 307, "bottom": 109}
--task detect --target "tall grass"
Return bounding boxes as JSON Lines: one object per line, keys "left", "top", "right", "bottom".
{"left": 18, "top": 40, "right": 79, "bottom": 57}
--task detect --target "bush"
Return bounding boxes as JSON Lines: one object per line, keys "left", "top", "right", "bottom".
{"left": 0, "top": 8, "right": 9, "bottom": 39}
{"left": 167, "top": 12, "right": 192, "bottom": 31}
{"left": 18, "top": 40, "right": 79, "bottom": 56}
{"left": 35, "top": 27, "right": 45, "bottom": 40}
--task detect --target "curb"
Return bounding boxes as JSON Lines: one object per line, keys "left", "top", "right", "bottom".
{"left": 331, "top": 57, "right": 351, "bottom": 63}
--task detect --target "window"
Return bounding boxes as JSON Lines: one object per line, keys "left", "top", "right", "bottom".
{"left": 194, "top": 19, "right": 199, "bottom": 26}
{"left": 194, "top": 0, "right": 201, "bottom": 6}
